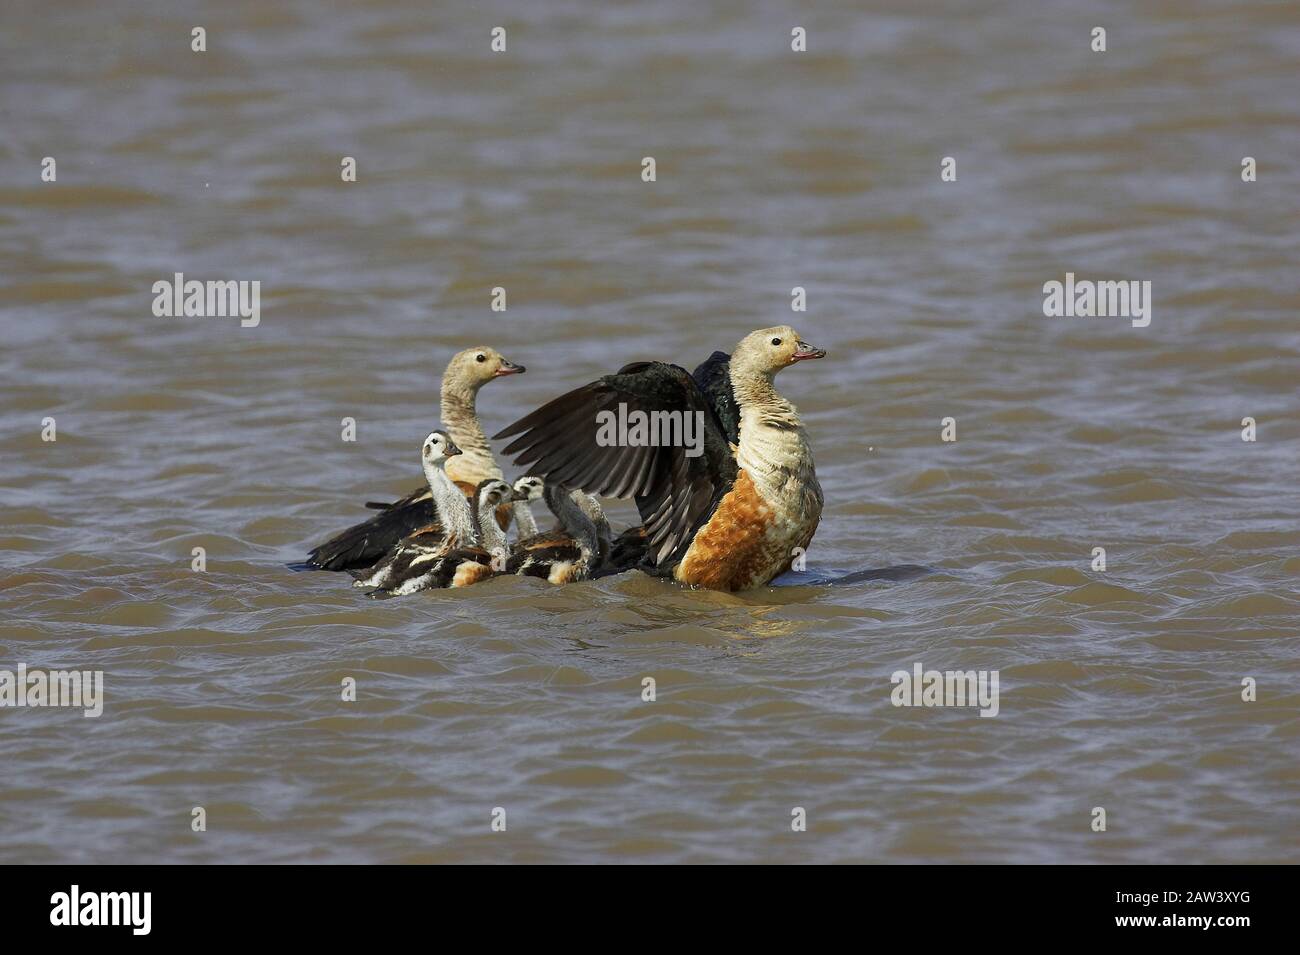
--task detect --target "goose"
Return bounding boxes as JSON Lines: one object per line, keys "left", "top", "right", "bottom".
{"left": 509, "top": 475, "right": 545, "bottom": 539}
{"left": 503, "top": 475, "right": 611, "bottom": 573}
{"left": 574, "top": 492, "right": 613, "bottom": 565}
{"left": 305, "top": 346, "right": 524, "bottom": 571}
{"left": 506, "top": 484, "right": 605, "bottom": 584}
{"left": 514, "top": 476, "right": 609, "bottom": 558}
{"left": 366, "top": 478, "right": 517, "bottom": 597}
{"left": 432, "top": 479, "right": 515, "bottom": 589}
{"left": 347, "top": 431, "right": 474, "bottom": 593}
{"left": 356, "top": 478, "right": 513, "bottom": 597}
{"left": 494, "top": 326, "right": 825, "bottom": 591}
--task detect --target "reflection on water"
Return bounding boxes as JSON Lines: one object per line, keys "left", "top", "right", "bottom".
{"left": 1, "top": 0, "right": 1298, "bottom": 863}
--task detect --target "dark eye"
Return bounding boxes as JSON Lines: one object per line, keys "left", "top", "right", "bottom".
{"left": 771, "top": 337, "right": 782, "bottom": 346}
{"left": 475, "top": 353, "right": 486, "bottom": 363}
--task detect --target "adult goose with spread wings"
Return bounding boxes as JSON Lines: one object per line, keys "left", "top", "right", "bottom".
{"left": 494, "top": 326, "right": 825, "bottom": 591}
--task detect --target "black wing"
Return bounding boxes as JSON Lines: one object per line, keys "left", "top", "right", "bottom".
{"left": 494, "top": 362, "right": 737, "bottom": 566}
{"left": 691, "top": 350, "right": 739, "bottom": 445}
{"left": 594, "top": 525, "right": 649, "bottom": 576}
{"left": 363, "top": 481, "right": 432, "bottom": 510}
{"left": 305, "top": 497, "right": 437, "bottom": 571}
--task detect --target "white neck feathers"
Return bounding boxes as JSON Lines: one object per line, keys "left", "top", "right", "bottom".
{"left": 512, "top": 500, "right": 539, "bottom": 538}
{"left": 423, "top": 459, "right": 476, "bottom": 544}
{"left": 477, "top": 495, "right": 508, "bottom": 554}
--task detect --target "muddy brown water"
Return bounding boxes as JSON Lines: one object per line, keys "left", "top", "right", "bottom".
{"left": 1, "top": 1, "right": 1297, "bottom": 863}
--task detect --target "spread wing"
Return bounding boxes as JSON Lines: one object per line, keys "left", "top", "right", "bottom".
{"left": 305, "top": 496, "right": 437, "bottom": 571}
{"left": 494, "top": 361, "right": 737, "bottom": 565}
{"left": 308, "top": 479, "right": 510, "bottom": 570}
{"left": 691, "top": 350, "right": 740, "bottom": 446}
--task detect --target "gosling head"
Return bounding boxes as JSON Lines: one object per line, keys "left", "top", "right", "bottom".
{"left": 730, "top": 325, "right": 825, "bottom": 379}
{"left": 511, "top": 475, "right": 545, "bottom": 503}
{"left": 444, "top": 346, "right": 526, "bottom": 396}
{"left": 475, "top": 478, "right": 512, "bottom": 511}
{"left": 421, "top": 430, "right": 462, "bottom": 467}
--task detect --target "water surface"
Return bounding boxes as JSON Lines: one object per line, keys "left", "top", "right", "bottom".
{"left": 1, "top": 0, "right": 1298, "bottom": 863}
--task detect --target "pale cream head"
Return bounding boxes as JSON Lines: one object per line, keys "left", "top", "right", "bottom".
{"left": 730, "top": 326, "right": 826, "bottom": 379}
